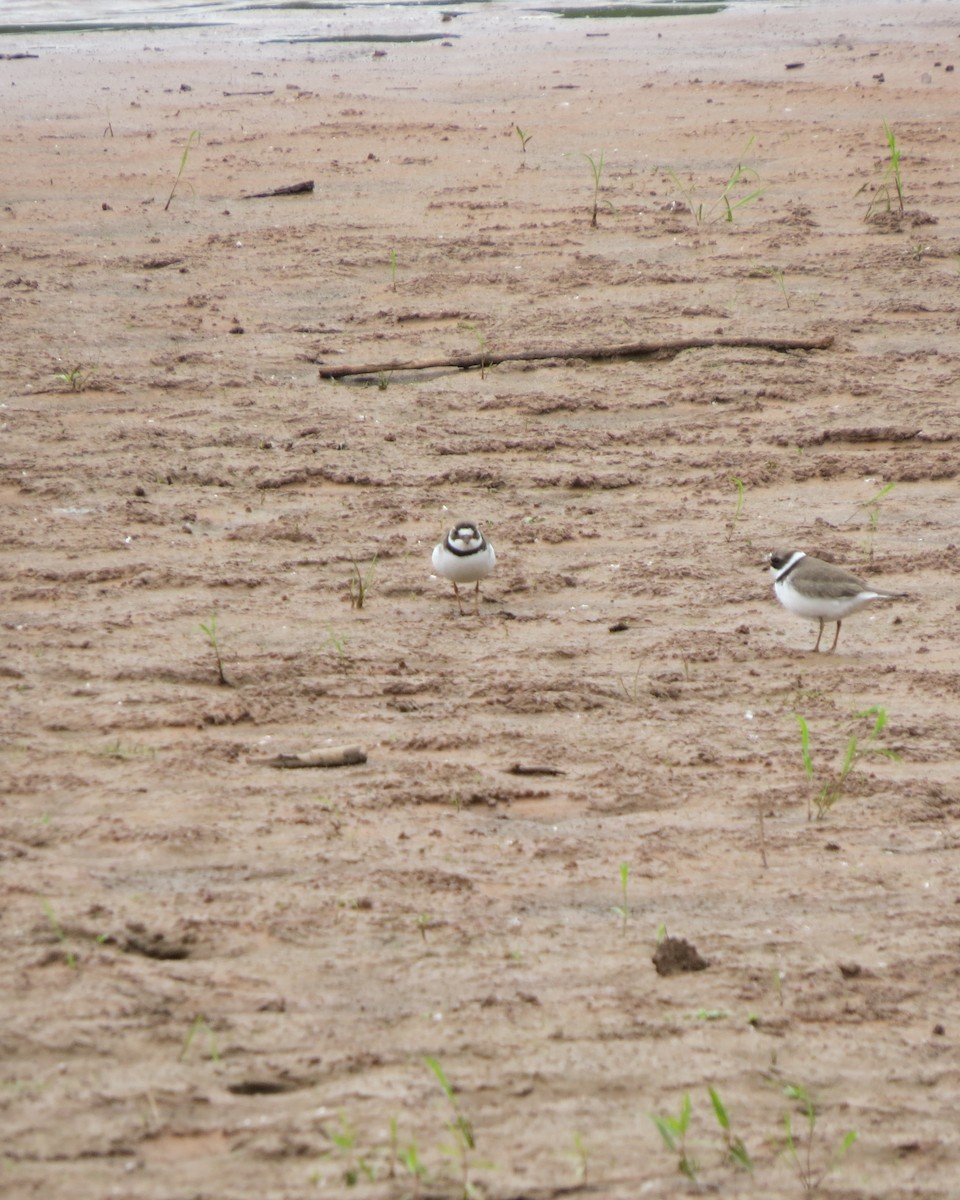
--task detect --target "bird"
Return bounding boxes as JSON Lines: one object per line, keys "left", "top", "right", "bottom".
{"left": 768, "top": 548, "right": 906, "bottom": 653}
{"left": 432, "top": 520, "right": 496, "bottom": 616}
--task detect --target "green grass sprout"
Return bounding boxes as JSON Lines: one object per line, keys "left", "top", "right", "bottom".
{"left": 41, "top": 898, "right": 77, "bottom": 969}
{"left": 326, "top": 1111, "right": 375, "bottom": 1186}
{"left": 51, "top": 364, "right": 94, "bottom": 392}
{"left": 650, "top": 1091, "right": 696, "bottom": 1180}
{"left": 865, "top": 480, "right": 895, "bottom": 529}
{"left": 770, "top": 266, "right": 790, "bottom": 306}
{"left": 583, "top": 150, "right": 615, "bottom": 227}
{"left": 568, "top": 1132, "right": 589, "bottom": 1185}
{"left": 612, "top": 862, "right": 630, "bottom": 935}
{"left": 199, "top": 612, "right": 230, "bottom": 686}
{"left": 794, "top": 707, "right": 899, "bottom": 820}
{"left": 425, "top": 1056, "right": 476, "bottom": 1199}
{"left": 179, "top": 1014, "right": 220, "bottom": 1062}
{"left": 782, "top": 1082, "right": 858, "bottom": 1191}
{"left": 862, "top": 120, "right": 904, "bottom": 220}
{"left": 665, "top": 136, "right": 763, "bottom": 225}
{"left": 164, "top": 129, "right": 199, "bottom": 211}
{"left": 322, "top": 625, "right": 349, "bottom": 662}
{"left": 458, "top": 321, "right": 489, "bottom": 378}
{"left": 349, "top": 555, "right": 377, "bottom": 609}
{"left": 728, "top": 475, "right": 745, "bottom": 537}
{"left": 617, "top": 662, "right": 643, "bottom": 705}
{"left": 708, "top": 1087, "right": 753, "bottom": 1171}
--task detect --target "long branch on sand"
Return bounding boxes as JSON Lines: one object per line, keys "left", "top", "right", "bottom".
{"left": 315, "top": 334, "right": 834, "bottom": 379}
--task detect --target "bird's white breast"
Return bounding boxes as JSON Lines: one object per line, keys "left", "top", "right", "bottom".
{"left": 433, "top": 541, "right": 496, "bottom": 583}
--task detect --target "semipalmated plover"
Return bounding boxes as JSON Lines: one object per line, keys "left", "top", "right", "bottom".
{"left": 432, "top": 520, "right": 496, "bottom": 615}
{"left": 769, "top": 549, "right": 905, "bottom": 652}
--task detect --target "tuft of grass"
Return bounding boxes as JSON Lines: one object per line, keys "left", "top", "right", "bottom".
{"left": 651, "top": 1088, "right": 751, "bottom": 1182}
{"left": 389, "top": 248, "right": 398, "bottom": 292}
{"left": 749, "top": 263, "right": 790, "bottom": 306}
{"left": 665, "top": 136, "right": 764, "bottom": 225}
{"left": 727, "top": 475, "right": 745, "bottom": 538}
{"left": 458, "top": 321, "right": 489, "bottom": 378}
{"left": 583, "top": 150, "right": 615, "bottom": 227}
{"left": 861, "top": 480, "right": 895, "bottom": 561}
{"left": 782, "top": 1082, "right": 858, "bottom": 1192}
{"left": 326, "top": 1111, "right": 375, "bottom": 1186}
{"left": 514, "top": 124, "right": 533, "bottom": 155}
{"left": 349, "top": 555, "right": 377, "bottom": 609}
{"left": 51, "top": 363, "right": 94, "bottom": 392}
{"left": 322, "top": 624, "right": 349, "bottom": 662}
{"left": 95, "top": 738, "right": 154, "bottom": 761}
{"left": 399, "top": 1139, "right": 428, "bottom": 1196}
{"left": 757, "top": 795, "right": 768, "bottom": 868}
{"left": 611, "top": 862, "right": 630, "bottom": 935}
{"left": 865, "top": 480, "right": 896, "bottom": 525}
{"left": 650, "top": 1092, "right": 697, "bottom": 1180}
{"left": 862, "top": 120, "right": 904, "bottom": 220}
{"left": 425, "top": 1056, "right": 476, "bottom": 1200}
{"left": 164, "top": 129, "right": 199, "bottom": 212}
{"left": 388, "top": 1117, "right": 399, "bottom": 1179}
{"left": 568, "top": 1132, "right": 589, "bottom": 1185}
{"left": 199, "top": 612, "right": 230, "bottom": 686}
{"left": 41, "top": 898, "right": 77, "bottom": 969}
{"left": 796, "top": 711, "right": 815, "bottom": 787}
{"left": 793, "top": 706, "right": 900, "bottom": 820}
{"left": 847, "top": 480, "right": 895, "bottom": 531}
{"left": 617, "top": 661, "right": 643, "bottom": 705}
{"left": 708, "top": 1087, "right": 752, "bottom": 1172}
{"left": 179, "top": 1014, "right": 220, "bottom": 1062}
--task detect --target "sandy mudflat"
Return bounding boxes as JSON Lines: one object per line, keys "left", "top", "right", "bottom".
{"left": 3, "top": 3, "right": 960, "bottom": 1196}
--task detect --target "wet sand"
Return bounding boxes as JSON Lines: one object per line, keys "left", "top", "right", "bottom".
{"left": 3, "top": 3, "right": 960, "bottom": 1196}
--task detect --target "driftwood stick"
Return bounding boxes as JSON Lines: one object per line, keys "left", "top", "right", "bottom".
{"left": 242, "top": 180, "right": 314, "bottom": 200}
{"left": 508, "top": 764, "right": 566, "bottom": 777}
{"left": 250, "top": 745, "right": 367, "bottom": 769}
{"left": 316, "top": 334, "right": 834, "bottom": 379}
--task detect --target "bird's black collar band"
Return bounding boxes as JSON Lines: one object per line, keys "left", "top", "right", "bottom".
{"left": 445, "top": 535, "right": 484, "bottom": 558}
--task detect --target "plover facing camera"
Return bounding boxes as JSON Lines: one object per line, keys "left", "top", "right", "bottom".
{"left": 432, "top": 520, "right": 496, "bottom": 615}
{"left": 769, "top": 548, "right": 905, "bottom": 653}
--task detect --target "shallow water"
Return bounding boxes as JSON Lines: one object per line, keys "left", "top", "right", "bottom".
{"left": 0, "top": 0, "right": 793, "bottom": 43}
